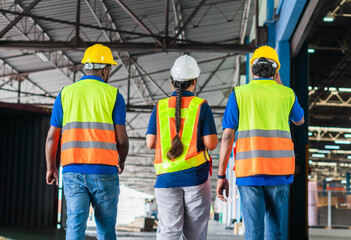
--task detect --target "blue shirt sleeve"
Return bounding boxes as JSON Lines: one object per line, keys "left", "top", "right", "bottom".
{"left": 50, "top": 92, "right": 63, "bottom": 128}
{"left": 289, "top": 95, "right": 304, "bottom": 122}
{"left": 112, "top": 92, "right": 126, "bottom": 125}
{"left": 222, "top": 91, "right": 239, "bottom": 130}
{"left": 199, "top": 101, "right": 217, "bottom": 136}
{"left": 146, "top": 104, "right": 157, "bottom": 135}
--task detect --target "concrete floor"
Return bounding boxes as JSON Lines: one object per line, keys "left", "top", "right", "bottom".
{"left": 1, "top": 221, "right": 351, "bottom": 239}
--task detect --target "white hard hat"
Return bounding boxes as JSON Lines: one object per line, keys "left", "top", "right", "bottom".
{"left": 170, "top": 54, "right": 201, "bottom": 81}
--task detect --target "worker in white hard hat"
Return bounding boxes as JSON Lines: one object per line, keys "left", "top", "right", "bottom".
{"left": 146, "top": 54, "right": 218, "bottom": 240}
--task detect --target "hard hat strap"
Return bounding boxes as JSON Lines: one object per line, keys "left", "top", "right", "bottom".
{"left": 85, "top": 63, "right": 107, "bottom": 70}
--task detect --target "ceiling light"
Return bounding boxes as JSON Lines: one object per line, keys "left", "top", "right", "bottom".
{"left": 308, "top": 86, "right": 312, "bottom": 90}
{"left": 308, "top": 49, "right": 315, "bottom": 53}
{"left": 323, "top": 12, "right": 334, "bottom": 22}
{"left": 308, "top": 132, "right": 313, "bottom": 136}
{"left": 309, "top": 160, "right": 313, "bottom": 164}
{"left": 339, "top": 88, "right": 351, "bottom": 92}
{"left": 325, "top": 145, "right": 340, "bottom": 149}
{"left": 312, "top": 153, "right": 325, "bottom": 158}
{"left": 335, "top": 140, "right": 350, "bottom": 144}
{"left": 345, "top": 134, "right": 351, "bottom": 138}
{"left": 318, "top": 150, "right": 331, "bottom": 154}
{"left": 348, "top": 156, "right": 351, "bottom": 160}
{"left": 309, "top": 148, "right": 318, "bottom": 152}
{"left": 341, "top": 180, "right": 347, "bottom": 184}
{"left": 329, "top": 87, "right": 337, "bottom": 91}
{"left": 326, "top": 177, "right": 333, "bottom": 182}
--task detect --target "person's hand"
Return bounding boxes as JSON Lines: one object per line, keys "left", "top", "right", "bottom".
{"left": 118, "top": 162, "right": 125, "bottom": 174}
{"left": 216, "top": 178, "right": 229, "bottom": 202}
{"left": 46, "top": 168, "right": 58, "bottom": 186}
{"left": 274, "top": 72, "right": 283, "bottom": 85}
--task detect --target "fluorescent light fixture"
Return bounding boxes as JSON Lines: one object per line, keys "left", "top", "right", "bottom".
{"left": 339, "top": 88, "right": 351, "bottom": 92}
{"left": 309, "top": 160, "right": 313, "bottom": 164}
{"left": 341, "top": 180, "right": 347, "bottom": 184}
{"left": 308, "top": 132, "right": 313, "bottom": 136}
{"left": 325, "top": 145, "right": 340, "bottom": 150}
{"left": 329, "top": 87, "right": 337, "bottom": 91}
{"left": 348, "top": 156, "right": 351, "bottom": 160}
{"left": 309, "top": 148, "right": 318, "bottom": 152}
{"left": 308, "top": 86, "right": 312, "bottom": 90}
{"left": 308, "top": 175, "right": 312, "bottom": 179}
{"left": 324, "top": 87, "right": 328, "bottom": 91}
{"left": 323, "top": 12, "right": 334, "bottom": 22}
{"left": 37, "top": 52, "right": 49, "bottom": 62}
{"left": 308, "top": 49, "right": 315, "bottom": 53}
{"left": 323, "top": 17, "right": 334, "bottom": 22}
{"left": 326, "top": 177, "right": 333, "bottom": 182}
{"left": 314, "top": 87, "right": 318, "bottom": 90}
{"left": 318, "top": 150, "right": 331, "bottom": 154}
{"left": 335, "top": 140, "right": 350, "bottom": 144}
{"left": 312, "top": 153, "right": 325, "bottom": 158}
{"left": 345, "top": 134, "right": 351, "bottom": 138}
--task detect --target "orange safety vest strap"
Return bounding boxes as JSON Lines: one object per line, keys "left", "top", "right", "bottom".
{"left": 236, "top": 137, "right": 293, "bottom": 152}
{"left": 61, "top": 148, "right": 118, "bottom": 166}
{"left": 62, "top": 128, "right": 116, "bottom": 143}
{"left": 235, "top": 157, "right": 295, "bottom": 178}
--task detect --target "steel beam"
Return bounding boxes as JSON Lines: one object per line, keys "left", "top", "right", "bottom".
{"left": 85, "top": 0, "right": 154, "bottom": 105}
{"left": 197, "top": 55, "right": 228, "bottom": 95}
{"left": 291, "top": 0, "right": 321, "bottom": 57}
{"left": 171, "top": 0, "right": 207, "bottom": 43}
{"left": 0, "top": 1, "right": 84, "bottom": 82}
{"left": 115, "top": 0, "right": 164, "bottom": 47}
{"left": 0, "top": 8, "right": 154, "bottom": 38}
{"left": 0, "top": 0, "right": 41, "bottom": 38}
{"left": 0, "top": 40, "right": 255, "bottom": 53}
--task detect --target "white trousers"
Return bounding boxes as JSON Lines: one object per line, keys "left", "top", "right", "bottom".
{"left": 154, "top": 177, "right": 211, "bottom": 240}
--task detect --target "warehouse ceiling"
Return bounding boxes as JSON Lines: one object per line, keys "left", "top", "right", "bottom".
{"left": 307, "top": 0, "right": 351, "bottom": 182}
{"left": 0, "top": 0, "right": 256, "bottom": 196}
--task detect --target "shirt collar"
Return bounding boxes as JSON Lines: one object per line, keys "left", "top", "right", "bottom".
{"left": 80, "top": 75, "right": 105, "bottom": 83}
{"left": 171, "top": 90, "right": 195, "bottom": 97}
{"left": 250, "top": 78, "right": 277, "bottom": 84}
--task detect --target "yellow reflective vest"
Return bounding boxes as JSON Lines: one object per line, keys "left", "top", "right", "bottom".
{"left": 154, "top": 96, "right": 210, "bottom": 175}
{"left": 234, "top": 80, "right": 296, "bottom": 178}
{"left": 60, "top": 77, "right": 119, "bottom": 167}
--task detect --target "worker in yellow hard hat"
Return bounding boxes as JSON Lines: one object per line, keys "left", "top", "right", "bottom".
{"left": 46, "top": 44, "right": 128, "bottom": 240}
{"left": 217, "top": 45, "right": 305, "bottom": 239}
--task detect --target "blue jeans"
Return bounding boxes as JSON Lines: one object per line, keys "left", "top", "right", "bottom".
{"left": 63, "top": 173, "right": 120, "bottom": 240}
{"left": 238, "top": 185, "right": 289, "bottom": 240}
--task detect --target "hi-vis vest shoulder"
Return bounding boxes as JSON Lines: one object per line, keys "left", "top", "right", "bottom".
{"left": 154, "top": 96, "right": 210, "bottom": 175}
{"left": 60, "top": 78, "right": 119, "bottom": 167}
{"left": 234, "top": 80, "right": 296, "bottom": 178}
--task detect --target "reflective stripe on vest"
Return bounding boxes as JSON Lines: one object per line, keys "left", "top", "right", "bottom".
{"left": 154, "top": 96, "right": 208, "bottom": 175}
{"left": 234, "top": 80, "right": 296, "bottom": 178}
{"left": 60, "top": 79, "right": 119, "bottom": 166}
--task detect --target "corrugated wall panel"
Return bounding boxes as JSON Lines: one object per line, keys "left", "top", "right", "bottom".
{"left": 0, "top": 106, "right": 57, "bottom": 228}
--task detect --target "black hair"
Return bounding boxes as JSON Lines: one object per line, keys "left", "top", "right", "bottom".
{"left": 252, "top": 57, "right": 277, "bottom": 78}
{"left": 166, "top": 77, "right": 195, "bottom": 160}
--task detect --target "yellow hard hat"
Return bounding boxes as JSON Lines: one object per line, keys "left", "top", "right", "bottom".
{"left": 250, "top": 45, "right": 280, "bottom": 71}
{"left": 81, "top": 44, "right": 117, "bottom": 65}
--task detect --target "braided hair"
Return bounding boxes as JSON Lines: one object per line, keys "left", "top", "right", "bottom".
{"left": 167, "top": 77, "right": 195, "bottom": 160}
{"left": 252, "top": 57, "right": 277, "bottom": 78}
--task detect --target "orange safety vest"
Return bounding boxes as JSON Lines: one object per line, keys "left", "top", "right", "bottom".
{"left": 234, "top": 80, "right": 296, "bottom": 178}
{"left": 154, "top": 95, "right": 210, "bottom": 175}
{"left": 60, "top": 78, "right": 119, "bottom": 167}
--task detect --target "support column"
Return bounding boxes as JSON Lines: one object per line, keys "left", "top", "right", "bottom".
{"left": 290, "top": 43, "right": 309, "bottom": 240}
